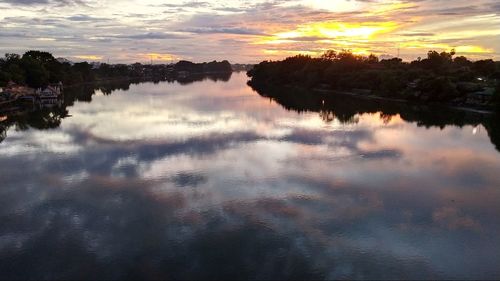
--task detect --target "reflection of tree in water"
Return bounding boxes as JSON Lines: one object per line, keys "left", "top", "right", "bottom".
{"left": 14, "top": 108, "right": 69, "bottom": 131}
{"left": 320, "top": 110, "right": 359, "bottom": 124}
{"left": 319, "top": 110, "right": 336, "bottom": 123}
{"left": 63, "top": 79, "right": 140, "bottom": 104}
{"left": 380, "top": 113, "right": 393, "bottom": 125}
{"left": 1, "top": 74, "right": 231, "bottom": 144}
{"left": 484, "top": 121, "right": 500, "bottom": 152}
{"left": 62, "top": 73, "right": 232, "bottom": 104}
{"left": 0, "top": 125, "right": 6, "bottom": 143}
{"left": 175, "top": 72, "right": 232, "bottom": 85}
{"left": 0, "top": 107, "right": 69, "bottom": 144}
{"left": 250, "top": 83, "right": 500, "bottom": 152}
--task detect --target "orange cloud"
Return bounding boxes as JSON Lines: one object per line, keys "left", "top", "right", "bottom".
{"left": 73, "top": 55, "right": 103, "bottom": 61}
{"left": 141, "top": 53, "right": 182, "bottom": 62}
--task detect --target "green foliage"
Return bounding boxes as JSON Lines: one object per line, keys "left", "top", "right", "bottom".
{"left": 2, "top": 50, "right": 222, "bottom": 88}
{"left": 473, "top": 59, "right": 496, "bottom": 77}
{"left": 494, "top": 82, "right": 500, "bottom": 109}
{"left": 419, "top": 76, "right": 459, "bottom": 101}
{"left": 22, "top": 50, "right": 56, "bottom": 64}
{"left": 248, "top": 49, "right": 498, "bottom": 104}
{"left": 0, "top": 54, "right": 24, "bottom": 86}
{"left": 378, "top": 70, "right": 407, "bottom": 96}
{"left": 0, "top": 51, "right": 55, "bottom": 87}
{"left": 321, "top": 50, "right": 337, "bottom": 60}
{"left": 381, "top": 58, "right": 403, "bottom": 69}
{"left": 453, "top": 56, "right": 472, "bottom": 67}
{"left": 174, "top": 60, "right": 232, "bottom": 73}
{"left": 411, "top": 50, "right": 456, "bottom": 73}
{"left": 21, "top": 57, "right": 49, "bottom": 88}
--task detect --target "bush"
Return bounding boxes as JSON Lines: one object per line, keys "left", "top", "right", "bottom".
{"left": 494, "top": 82, "right": 500, "bottom": 109}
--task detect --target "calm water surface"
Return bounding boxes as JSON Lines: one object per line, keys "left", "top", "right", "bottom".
{"left": 1, "top": 72, "right": 500, "bottom": 279}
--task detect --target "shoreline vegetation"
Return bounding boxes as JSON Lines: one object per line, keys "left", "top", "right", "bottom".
{"left": 247, "top": 50, "right": 500, "bottom": 112}
{"left": 249, "top": 81, "right": 500, "bottom": 152}
{"left": 0, "top": 50, "right": 239, "bottom": 143}
{"left": 0, "top": 71, "right": 233, "bottom": 144}
{"left": 0, "top": 50, "right": 238, "bottom": 116}
{"left": 2, "top": 49, "right": 500, "bottom": 149}
{"left": 0, "top": 50, "right": 234, "bottom": 90}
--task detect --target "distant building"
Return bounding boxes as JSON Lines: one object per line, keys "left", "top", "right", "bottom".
{"left": 91, "top": 62, "right": 101, "bottom": 69}
{"left": 56, "top": 57, "right": 74, "bottom": 65}
{"left": 4, "top": 81, "right": 35, "bottom": 97}
{"left": 231, "top": 64, "right": 255, "bottom": 72}
{"left": 36, "top": 82, "right": 63, "bottom": 105}
{"left": 37, "top": 86, "right": 58, "bottom": 96}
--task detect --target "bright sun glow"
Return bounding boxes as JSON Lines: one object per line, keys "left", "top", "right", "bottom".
{"left": 0, "top": 0, "right": 498, "bottom": 62}
{"left": 400, "top": 42, "right": 494, "bottom": 54}
{"left": 275, "top": 21, "right": 398, "bottom": 40}
{"left": 255, "top": 21, "right": 398, "bottom": 56}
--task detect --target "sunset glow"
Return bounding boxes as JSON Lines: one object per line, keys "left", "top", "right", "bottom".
{"left": 274, "top": 22, "right": 397, "bottom": 40}
{"left": 73, "top": 55, "right": 104, "bottom": 61}
{"left": 0, "top": 0, "right": 499, "bottom": 62}
{"left": 141, "top": 53, "right": 181, "bottom": 62}
{"left": 1, "top": 1, "right": 500, "bottom": 278}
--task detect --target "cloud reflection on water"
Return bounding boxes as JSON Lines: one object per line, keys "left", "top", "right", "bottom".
{"left": 0, "top": 73, "right": 500, "bottom": 279}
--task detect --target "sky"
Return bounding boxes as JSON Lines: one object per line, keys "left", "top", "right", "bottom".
{"left": 0, "top": 0, "right": 499, "bottom": 63}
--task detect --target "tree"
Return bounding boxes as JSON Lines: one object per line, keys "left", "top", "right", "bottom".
{"left": 22, "top": 50, "right": 56, "bottom": 64}
{"left": 0, "top": 54, "right": 24, "bottom": 85}
{"left": 453, "top": 56, "right": 471, "bottom": 67}
{"left": 72, "top": 62, "right": 94, "bottom": 81}
{"left": 422, "top": 50, "right": 455, "bottom": 72}
{"left": 321, "top": 50, "right": 337, "bottom": 60}
{"left": 21, "top": 57, "right": 49, "bottom": 88}
{"left": 473, "top": 60, "right": 496, "bottom": 77}
{"left": 381, "top": 58, "right": 403, "bottom": 69}
{"left": 367, "top": 54, "right": 379, "bottom": 64}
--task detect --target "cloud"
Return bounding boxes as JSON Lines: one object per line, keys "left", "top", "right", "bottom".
{"left": 112, "top": 32, "right": 189, "bottom": 40}
{"left": 0, "top": 0, "right": 90, "bottom": 6}
{"left": 66, "top": 14, "right": 107, "bottom": 22}
{"left": 0, "top": 0, "right": 50, "bottom": 5}
{"left": 0, "top": 0, "right": 499, "bottom": 62}
{"left": 433, "top": 207, "right": 481, "bottom": 231}
{"left": 398, "top": 32, "right": 436, "bottom": 37}
{"left": 159, "top": 1, "right": 210, "bottom": 9}
{"left": 1, "top": 72, "right": 500, "bottom": 278}
{"left": 181, "top": 27, "right": 267, "bottom": 36}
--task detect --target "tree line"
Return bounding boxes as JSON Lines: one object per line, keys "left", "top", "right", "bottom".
{"left": 1, "top": 51, "right": 101, "bottom": 88}
{"left": 248, "top": 50, "right": 500, "bottom": 107}
{"left": 0, "top": 50, "right": 232, "bottom": 89}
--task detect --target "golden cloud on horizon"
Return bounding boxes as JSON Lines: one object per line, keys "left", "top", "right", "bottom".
{"left": 73, "top": 55, "right": 103, "bottom": 61}
{"left": 253, "top": 20, "right": 399, "bottom": 56}
{"left": 253, "top": 15, "right": 496, "bottom": 60}
{"left": 400, "top": 42, "right": 494, "bottom": 54}
{"left": 141, "top": 53, "right": 182, "bottom": 62}
{"left": 274, "top": 21, "right": 398, "bottom": 41}
{"left": 263, "top": 49, "right": 319, "bottom": 56}
{"left": 366, "top": 1, "right": 417, "bottom": 16}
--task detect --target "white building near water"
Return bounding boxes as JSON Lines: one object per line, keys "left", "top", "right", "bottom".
{"left": 36, "top": 82, "right": 63, "bottom": 105}
{"left": 36, "top": 82, "right": 63, "bottom": 96}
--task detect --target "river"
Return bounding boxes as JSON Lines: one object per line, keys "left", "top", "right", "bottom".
{"left": 0, "top": 72, "right": 499, "bottom": 279}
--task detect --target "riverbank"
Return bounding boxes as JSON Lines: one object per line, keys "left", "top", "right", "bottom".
{"left": 247, "top": 50, "right": 500, "bottom": 114}
{"left": 249, "top": 77, "right": 498, "bottom": 116}
{"left": 312, "top": 87, "right": 495, "bottom": 115}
